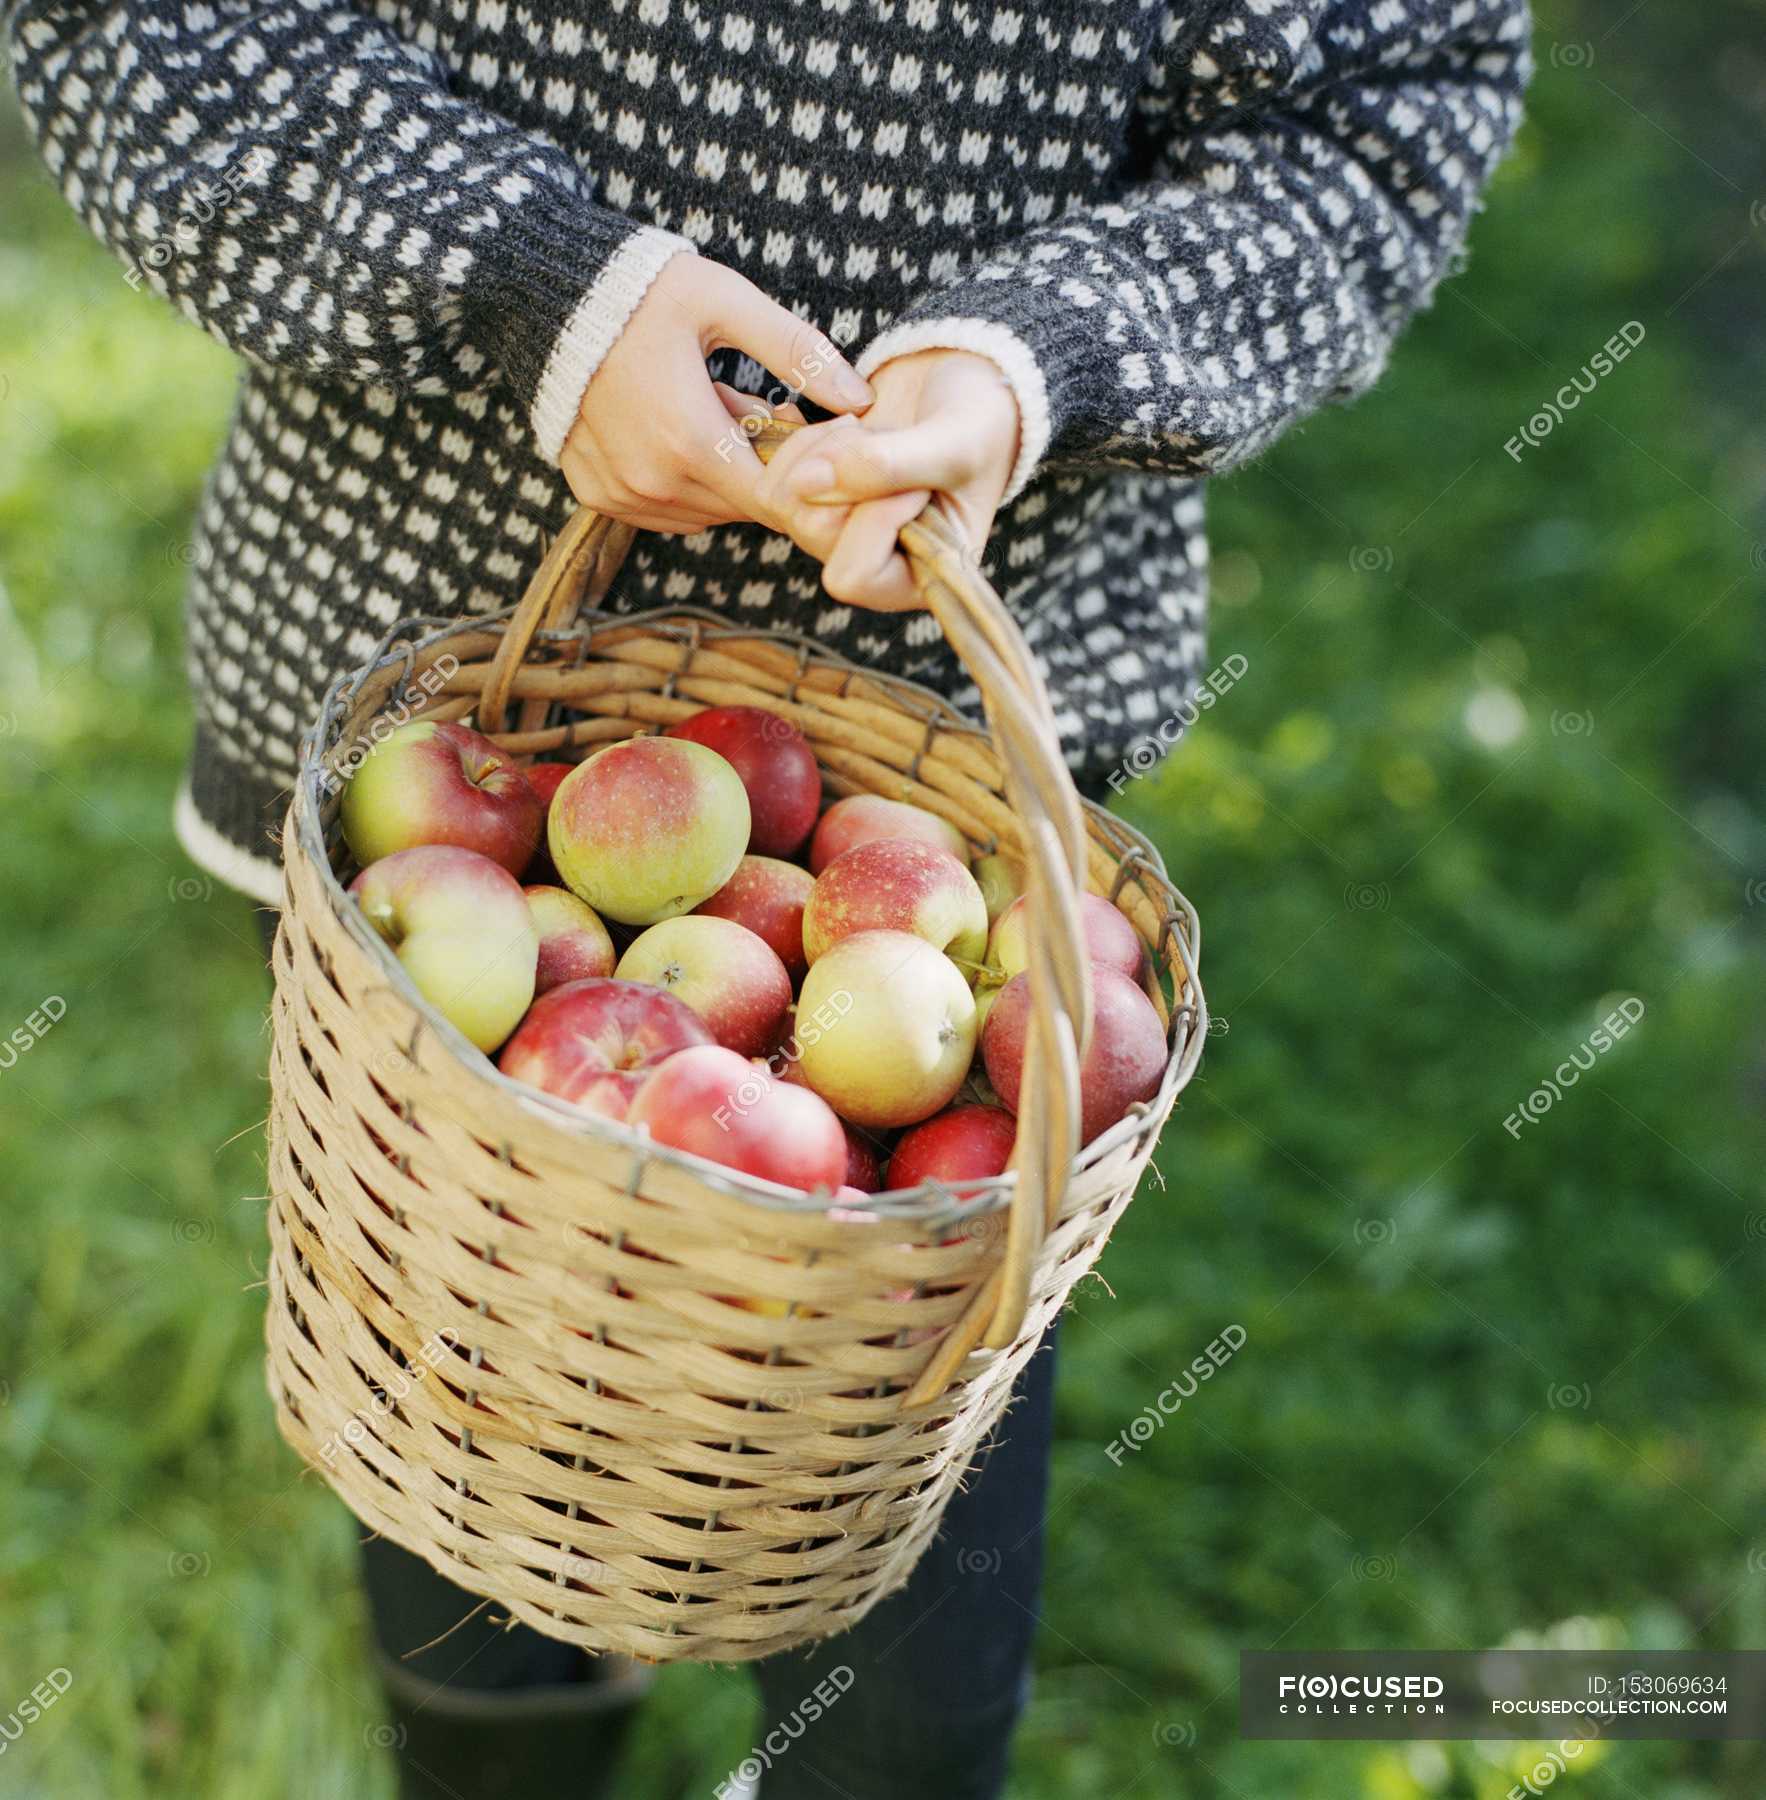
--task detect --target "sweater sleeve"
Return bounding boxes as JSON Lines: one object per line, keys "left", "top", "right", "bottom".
{"left": 5, "top": 0, "right": 693, "bottom": 462}
{"left": 852, "top": 0, "right": 1531, "bottom": 503}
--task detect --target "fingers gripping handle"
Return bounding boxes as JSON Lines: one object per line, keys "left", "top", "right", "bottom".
{"left": 488, "top": 418, "right": 1093, "bottom": 1405}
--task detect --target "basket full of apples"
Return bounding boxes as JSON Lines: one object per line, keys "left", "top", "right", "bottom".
{"left": 263, "top": 421, "right": 1205, "bottom": 1663}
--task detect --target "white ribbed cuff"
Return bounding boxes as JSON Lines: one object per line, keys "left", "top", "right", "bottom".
{"left": 174, "top": 780, "right": 286, "bottom": 907}
{"left": 855, "top": 316, "right": 1053, "bottom": 505}
{"left": 530, "top": 229, "right": 696, "bottom": 465}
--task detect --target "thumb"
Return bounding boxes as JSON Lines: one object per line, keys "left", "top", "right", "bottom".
{"left": 709, "top": 271, "right": 874, "bottom": 416}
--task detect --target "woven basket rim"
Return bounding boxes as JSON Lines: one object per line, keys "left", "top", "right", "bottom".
{"left": 286, "top": 601, "right": 1207, "bottom": 1231}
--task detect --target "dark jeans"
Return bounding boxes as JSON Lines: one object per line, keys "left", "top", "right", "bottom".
{"left": 256, "top": 905, "right": 1057, "bottom": 1797}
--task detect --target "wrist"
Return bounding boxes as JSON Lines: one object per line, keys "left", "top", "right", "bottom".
{"left": 856, "top": 322, "right": 1049, "bottom": 504}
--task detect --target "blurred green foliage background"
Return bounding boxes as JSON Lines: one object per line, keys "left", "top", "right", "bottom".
{"left": 2, "top": 3, "right": 1763, "bottom": 1795}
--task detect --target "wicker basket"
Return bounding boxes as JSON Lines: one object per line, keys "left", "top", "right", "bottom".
{"left": 264, "top": 422, "right": 1206, "bottom": 1663}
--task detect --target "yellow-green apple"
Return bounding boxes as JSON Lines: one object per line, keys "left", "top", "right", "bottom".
{"left": 973, "top": 852, "right": 1025, "bottom": 924}
{"left": 523, "top": 885, "right": 615, "bottom": 993}
{"left": 549, "top": 737, "right": 750, "bottom": 925}
{"left": 808, "top": 794, "right": 970, "bottom": 874}
{"left": 886, "top": 1104, "right": 1017, "bottom": 1193}
{"left": 342, "top": 720, "right": 542, "bottom": 874}
{"left": 615, "top": 915, "right": 791, "bottom": 1057}
{"left": 802, "top": 839, "right": 987, "bottom": 968}
{"left": 628, "top": 1044, "right": 847, "bottom": 1193}
{"left": 694, "top": 855, "right": 815, "bottom": 977}
{"left": 350, "top": 845, "right": 537, "bottom": 1051}
{"left": 665, "top": 706, "right": 821, "bottom": 858}
{"left": 982, "top": 965, "right": 1165, "bottom": 1146}
{"left": 987, "top": 892, "right": 1146, "bottom": 986}
{"left": 796, "top": 930, "right": 977, "bottom": 1129}
{"left": 520, "top": 760, "right": 576, "bottom": 882}
{"left": 497, "top": 976, "right": 713, "bottom": 1120}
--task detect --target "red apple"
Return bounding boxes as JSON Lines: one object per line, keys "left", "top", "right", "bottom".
{"left": 342, "top": 719, "right": 541, "bottom": 875}
{"left": 666, "top": 706, "right": 821, "bottom": 858}
{"left": 628, "top": 1044, "right": 847, "bottom": 1193}
{"left": 524, "top": 762, "right": 576, "bottom": 810}
{"left": 350, "top": 845, "right": 537, "bottom": 1051}
{"left": 808, "top": 794, "right": 970, "bottom": 874}
{"left": 615, "top": 915, "right": 791, "bottom": 1057}
{"left": 803, "top": 838, "right": 987, "bottom": 967}
{"left": 524, "top": 885, "right": 616, "bottom": 993}
{"left": 982, "top": 964, "right": 1166, "bottom": 1146}
{"left": 694, "top": 856, "right": 816, "bottom": 977}
{"left": 843, "top": 1125, "right": 884, "bottom": 1194}
{"left": 549, "top": 737, "right": 750, "bottom": 925}
{"left": 886, "top": 1104, "right": 1017, "bottom": 1192}
{"left": 796, "top": 929, "right": 977, "bottom": 1129}
{"left": 497, "top": 977, "right": 713, "bottom": 1121}
{"left": 988, "top": 892, "right": 1146, "bottom": 985}
{"left": 521, "top": 760, "right": 577, "bottom": 881}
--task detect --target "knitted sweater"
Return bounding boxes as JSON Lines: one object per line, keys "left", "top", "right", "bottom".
{"left": 10, "top": 0, "right": 1529, "bottom": 904}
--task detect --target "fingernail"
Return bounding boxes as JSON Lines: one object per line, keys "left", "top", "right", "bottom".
{"left": 791, "top": 457, "right": 838, "bottom": 501}
{"left": 832, "top": 366, "right": 873, "bottom": 408}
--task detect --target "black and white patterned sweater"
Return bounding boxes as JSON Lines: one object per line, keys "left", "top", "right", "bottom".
{"left": 10, "top": 0, "right": 1528, "bottom": 903}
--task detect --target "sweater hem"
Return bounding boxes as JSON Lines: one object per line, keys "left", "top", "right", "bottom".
{"left": 175, "top": 779, "right": 286, "bottom": 907}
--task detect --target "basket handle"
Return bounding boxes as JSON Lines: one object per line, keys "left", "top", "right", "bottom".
{"left": 481, "top": 418, "right": 1093, "bottom": 1400}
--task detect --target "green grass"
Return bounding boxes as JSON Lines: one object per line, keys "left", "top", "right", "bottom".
{"left": 3, "top": 3, "right": 1764, "bottom": 1794}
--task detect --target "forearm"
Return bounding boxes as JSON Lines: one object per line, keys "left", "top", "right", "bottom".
{"left": 857, "top": 0, "right": 1532, "bottom": 495}
{"left": 7, "top": 0, "right": 688, "bottom": 452}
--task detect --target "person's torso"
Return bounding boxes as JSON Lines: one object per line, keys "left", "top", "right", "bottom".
{"left": 382, "top": 0, "right": 1177, "bottom": 340}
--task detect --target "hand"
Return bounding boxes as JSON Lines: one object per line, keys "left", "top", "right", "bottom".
{"left": 561, "top": 253, "right": 873, "bottom": 534}
{"left": 755, "top": 349, "right": 1021, "bottom": 611}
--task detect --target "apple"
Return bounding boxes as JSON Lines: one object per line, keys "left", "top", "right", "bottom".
{"left": 523, "top": 885, "right": 616, "bottom": 993}
{"left": 523, "top": 762, "right": 576, "bottom": 810}
{"left": 628, "top": 1044, "right": 847, "bottom": 1193}
{"left": 843, "top": 1125, "right": 884, "bottom": 1194}
{"left": 497, "top": 976, "right": 712, "bottom": 1120}
{"left": 615, "top": 915, "right": 791, "bottom": 1058}
{"left": 808, "top": 794, "right": 970, "bottom": 874}
{"left": 694, "top": 856, "right": 816, "bottom": 977}
{"left": 549, "top": 737, "right": 750, "bottom": 925}
{"left": 796, "top": 930, "right": 977, "bottom": 1129}
{"left": 886, "top": 1104, "right": 1017, "bottom": 1192}
{"left": 982, "top": 964, "right": 1166, "bottom": 1146}
{"left": 350, "top": 845, "right": 537, "bottom": 1051}
{"left": 988, "top": 892, "right": 1146, "bottom": 986}
{"left": 665, "top": 706, "right": 821, "bottom": 858}
{"left": 973, "top": 852, "right": 1025, "bottom": 924}
{"left": 802, "top": 839, "right": 988, "bottom": 967}
{"left": 521, "top": 759, "right": 577, "bottom": 881}
{"left": 342, "top": 719, "right": 542, "bottom": 875}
